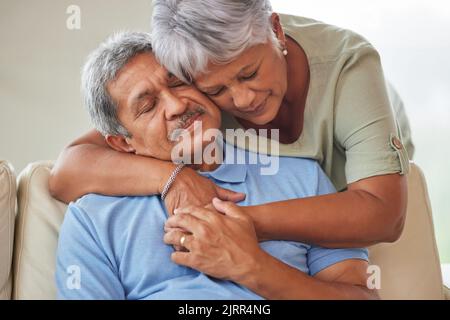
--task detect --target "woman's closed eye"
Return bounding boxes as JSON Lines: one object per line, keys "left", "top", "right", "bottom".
{"left": 201, "top": 69, "right": 258, "bottom": 97}
{"left": 204, "top": 86, "right": 226, "bottom": 97}
{"left": 240, "top": 69, "right": 258, "bottom": 81}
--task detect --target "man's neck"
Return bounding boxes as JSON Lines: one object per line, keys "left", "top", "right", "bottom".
{"left": 187, "top": 141, "right": 224, "bottom": 173}
{"left": 195, "top": 162, "right": 220, "bottom": 173}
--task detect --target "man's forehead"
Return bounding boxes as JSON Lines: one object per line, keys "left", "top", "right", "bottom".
{"left": 111, "top": 54, "right": 168, "bottom": 89}
{"left": 133, "top": 52, "right": 174, "bottom": 80}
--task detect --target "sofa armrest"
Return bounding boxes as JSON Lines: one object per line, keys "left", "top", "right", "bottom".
{"left": 0, "top": 160, "right": 16, "bottom": 300}
{"left": 13, "top": 161, "right": 67, "bottom": 300}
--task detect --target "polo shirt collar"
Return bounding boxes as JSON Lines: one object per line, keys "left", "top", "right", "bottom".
{"left": 198, "top": 144, "right": 247, "bottom": 183}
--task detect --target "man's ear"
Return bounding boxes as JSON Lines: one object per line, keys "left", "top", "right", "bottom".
{"left": 105, "top": 134, "right": 136, "bottom": 153}
{"left": 270, "top": 13, "right": 286, "bottom": 45}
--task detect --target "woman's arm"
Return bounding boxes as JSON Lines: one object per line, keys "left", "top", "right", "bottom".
{"left": 49, "top": 130, "right": 245, "bottom": 212}
{"left": 246, "top": 173, "right": 407, "bottom": 248}
{"left": 166, "top": 173, "right": 406, "bottom": 248}
{"left": 238, "top": 252, "right": 377, "bottom": 300}
{"left": 164, "top": 201, "right": 378, "bottom": 300}
{"left": 49, "top": 130, "right": 175, "bottom": 202}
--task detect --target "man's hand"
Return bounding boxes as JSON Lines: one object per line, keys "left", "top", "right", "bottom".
{"left": 163, "top": 167, "right": 245, "bottom": 216}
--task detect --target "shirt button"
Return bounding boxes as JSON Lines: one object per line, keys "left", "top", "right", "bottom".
{"left": 392, "top": 136, "right": 403, "bottom": 150}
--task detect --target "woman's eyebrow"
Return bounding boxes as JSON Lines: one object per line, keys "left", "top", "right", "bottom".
{"left": 198, "top": 62, "right": 260, "bottom": 91}
{"left": 241, "top": 62, "right": 258, "bottom": 71}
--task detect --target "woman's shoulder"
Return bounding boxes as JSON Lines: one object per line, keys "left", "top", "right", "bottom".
{"left": 279, "top": 13, "right": 376, "bottom": 62}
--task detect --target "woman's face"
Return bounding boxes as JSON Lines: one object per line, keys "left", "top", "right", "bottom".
{"left": 194, "top": 40, "right": 288, "bottom": 126}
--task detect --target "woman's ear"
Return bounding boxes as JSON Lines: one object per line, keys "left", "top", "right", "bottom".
{"left": 105, "top": 135, "right": 136, "bottom": 153}
{"left": 270, "top": 13, "right": 286, "bottom": 45}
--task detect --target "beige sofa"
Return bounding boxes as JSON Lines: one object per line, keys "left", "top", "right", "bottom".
{"left": 0, "top": 160, "right": 448, "bottom": 299}
{"left": 0, "top": 161, "right": 16, "bottom": 300}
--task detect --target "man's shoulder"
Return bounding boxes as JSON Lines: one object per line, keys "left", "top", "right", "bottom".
{"left": 244, "top": 149, "right": 324, "bottom": 176}
{"left": 243, "top": 150, "right": 335, "bottom": 195}
{"left": 256, "top": 151, "right": 323, "bottom": 176}
{"left": 277, "top": 155, "right": 320, "bottom": 168}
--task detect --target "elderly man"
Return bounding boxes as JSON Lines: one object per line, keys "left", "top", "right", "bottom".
{"left": 55, "top": 32, "right": 376, "bottom": 300}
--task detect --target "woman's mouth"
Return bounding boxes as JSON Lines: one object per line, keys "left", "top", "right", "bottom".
{"left": 240, "top": 97, "right": 268, "bottom": 116}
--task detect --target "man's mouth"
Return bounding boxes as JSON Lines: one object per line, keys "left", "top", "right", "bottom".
{"left": 168, "top": 106, "right": 206, "bottom": 141}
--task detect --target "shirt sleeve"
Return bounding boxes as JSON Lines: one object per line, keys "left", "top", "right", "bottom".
{"left": 55, "top": 203, "right": 125, "bottom": 300}
{"left": 334, "top": 44, "right": 410, "bottom": 184}
{"left": 307, "top": 245, "right": 369, "bottom": 276}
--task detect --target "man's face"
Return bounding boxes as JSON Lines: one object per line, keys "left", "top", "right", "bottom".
{"left": 107, "top": 52, "right": 221, "bottom": 161}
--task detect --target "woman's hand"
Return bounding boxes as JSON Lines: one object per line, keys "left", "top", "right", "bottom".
{"left": 163, "top": 198, "right": 265, "bottom": 282}
{"left": 163, "top": 167, "right": 245, "bottom": 216}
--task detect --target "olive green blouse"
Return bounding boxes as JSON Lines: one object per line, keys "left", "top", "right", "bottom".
{"left": 221, "top": 14, "right": 413, "bottom": 191}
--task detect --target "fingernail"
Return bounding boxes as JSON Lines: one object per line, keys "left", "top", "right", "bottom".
{"left": 173, "top": 208, "right": 179, "bottom": 215}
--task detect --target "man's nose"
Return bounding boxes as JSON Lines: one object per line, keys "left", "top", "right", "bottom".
{"left": 163, "top": 92, "right": 188, "bottom": 120}
{"left": 230, "top": 84, "right": 256, "bottom": 110}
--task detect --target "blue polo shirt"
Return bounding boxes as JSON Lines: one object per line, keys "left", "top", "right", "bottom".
{"left": 55, "top": 145, "right": 368, "bottom": 299}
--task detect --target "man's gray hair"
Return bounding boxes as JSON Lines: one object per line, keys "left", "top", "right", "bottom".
{"left": 81, "top": 31, "right": 153, "bottom": 137}
{"left": 151, "top": 0, "right": 277, "bottom": 83}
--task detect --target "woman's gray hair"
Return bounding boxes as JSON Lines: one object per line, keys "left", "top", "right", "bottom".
{"left": 151, "top": 0, "right": 278, "bottom": 83}
{"left": 81, "top": 31, "right": 153, "bottom": 137}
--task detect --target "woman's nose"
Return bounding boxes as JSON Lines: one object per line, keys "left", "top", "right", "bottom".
{"left": 230, "top": 85, "right": 256, "bottom": 110}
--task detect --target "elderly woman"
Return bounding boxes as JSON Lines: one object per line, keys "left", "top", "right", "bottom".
{"left": 50, "top": 0, "right": 413, "bottom": 276}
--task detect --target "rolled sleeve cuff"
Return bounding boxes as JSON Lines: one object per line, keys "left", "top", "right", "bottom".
{"left": 308, "top": 248, "right": 369, "bottom": 276}
{"left": 345, "top": 134, "right": 410, "bottom": 184}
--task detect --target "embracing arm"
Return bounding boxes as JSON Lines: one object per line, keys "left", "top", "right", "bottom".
{"left": 246, "top": 173, "right": 407, "bottom": 248}
{"left": 245, "top": 45, "right": 410, "bottom": 248}
{"left": 49, "top": 130, "right": 245, "bottom": 211}
{"left": 49, "top": 129, "right": 176, "bottom": 203}
{"left": 164, "top": 200, "right": 378, "bottom": 300}
{"left": 240, "top": 253, "right": 377, "bottom": 300}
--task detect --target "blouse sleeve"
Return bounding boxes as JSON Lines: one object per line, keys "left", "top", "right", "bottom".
{"left": 334, "top": 45, "right": 410, "bottom": 184}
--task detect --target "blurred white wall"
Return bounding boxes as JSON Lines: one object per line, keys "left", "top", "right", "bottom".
{"left": 0, "top": 0, "right": 448, "bottom": 263}
{"left": 0, "top": 0, "right": 152, "bottom": 172}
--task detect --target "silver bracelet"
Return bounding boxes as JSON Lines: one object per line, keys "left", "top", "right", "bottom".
{"left": 161, "top": 163, "right": 185, "bottom": 201}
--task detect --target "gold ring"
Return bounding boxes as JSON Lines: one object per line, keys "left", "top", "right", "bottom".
{"left": 180, "top": 235, "right": 186, "bottom": 246}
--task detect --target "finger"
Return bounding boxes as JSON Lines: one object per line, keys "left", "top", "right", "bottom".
{"left": 165, "top": 213, "right": 205, "bottom": 235}
{"left": 173, "top": 245, "right": 185, "bottom": 252}
{"left": 173, "top": 205, "right": 197, "bottom": 215}
{"left": 174, "top": 205, "right": 219, "bottom": 223}
{"left": 215, "top": 186, "right": 246, "bottom": 203}
{"left": 171, "top": 251, "right": 194, "bottom": 268}
{"left": 163, "top": 230, "right": 194, "bottom": 250}
{"left": 163, "top": 226, "right": 186, "bottom": 234}
{"left": 212, "top": 197, "right": 244, "bottom": 218}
